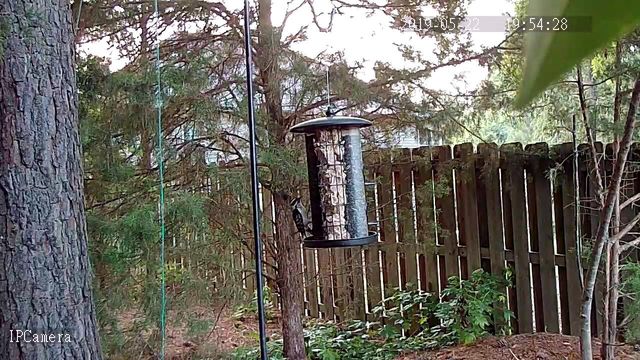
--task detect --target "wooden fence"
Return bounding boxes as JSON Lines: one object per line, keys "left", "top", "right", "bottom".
{"left": 239, "top": 142, "right": 640, "bottom": 337}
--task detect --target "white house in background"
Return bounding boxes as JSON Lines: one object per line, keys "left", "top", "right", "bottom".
{"left": 372, "top": 125, "right": 445, "bottom": 149}
{"left": 366, "top": 112, "right": 446, "bottom": 149}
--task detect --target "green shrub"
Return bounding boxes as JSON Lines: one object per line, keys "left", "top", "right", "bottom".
{"left": 371, "top": 285, "right": 438, "bottom": 339}
{"left": 232, "top": 286, "right": 276, "bottom": 321}
{"left": 434, "top": 269, "right": 513, "bottom": 344}
{"left": 622, "top": 262, "right": 640, "bottom": 342}
{"left": 231, "top": 269, "right": 513, "bottom": 359}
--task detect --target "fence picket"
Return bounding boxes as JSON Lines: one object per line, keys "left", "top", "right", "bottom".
{"left": 434, "top": 145, "right": 459, "bottom": 283}
{"left": 396, "top": 149, "right": 418, "bottom": 288}
{"left": 363, "top": 156, "right": 383, "bottom": 317}
{"left": 502, "top": 143, "right": 534, "bottom": 333}
{"left": 333, "top": 247, "right": 350, "bottom": 321}
{"left": 317, "top": 248, "right": 335, "bottom": 320}
{"left": 455, "top": 143, "right": 482, "bottom": 276}
{"left": 379, "top": 153, "right": 400, "bottom": 293}
{"left": 303, "top": 247, "right": 319, "bottom": 317}
{"left": 478, "top": 143, "right": 507, "bottom": 331}
{"left": 552, "top": 143, "right": 580, "bottom": 335}
{"left": 526, "top": 143, "right": 560, "bottom": 333}
{"left": 413, "top": 147, "right": 440, "bottom": 297}
{"left": 525, "top": 154, "right": 544, "bottom": 332}
{"left": 350, "top": 247, "right": 366, "bottom": 320}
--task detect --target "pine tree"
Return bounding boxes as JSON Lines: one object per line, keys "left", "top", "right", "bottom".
{"left": 0, "top": 0, "right": 102, "bottom": 358}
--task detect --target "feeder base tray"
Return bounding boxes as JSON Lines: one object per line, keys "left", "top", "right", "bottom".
{"left": 303, "top": 232, "right": 378, "bottom": 248}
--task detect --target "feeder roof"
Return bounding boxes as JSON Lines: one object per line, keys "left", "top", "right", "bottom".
{"left": 290, "top": 116, "right": 372, "bottom": 134}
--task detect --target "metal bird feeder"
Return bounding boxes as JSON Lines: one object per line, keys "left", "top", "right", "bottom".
{"left": 290, "top": 116, "right": 377, "bottom": 248}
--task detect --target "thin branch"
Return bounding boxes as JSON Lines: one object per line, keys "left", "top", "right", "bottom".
{"left": 279, "top": 0, "right": 306, "bottom": 30}
{"left": 611, "top": 212, "right": 640, "bottom": 242}
{"left": 305, "top": 0, "right": 336, "bottom": 32}
{"left": 576, "top": 65, "right": 605, "bottom": 205}
{"left": 621, "top": 236, "right": 640, "bottom": 252}
{"left": 620, "top": 192, "right": 640, "bottom": 210}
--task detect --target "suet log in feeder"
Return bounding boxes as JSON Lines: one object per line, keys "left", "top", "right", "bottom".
{"left": 290, "top": 116, "right": 377, "bottom": 248}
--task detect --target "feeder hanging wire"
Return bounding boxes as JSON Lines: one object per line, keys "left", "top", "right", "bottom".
{"left": 151, "top": 0, "right": 167, "bottom": 358}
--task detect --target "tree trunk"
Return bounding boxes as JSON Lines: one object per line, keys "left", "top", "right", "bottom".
{"left": 0, "top": 0, "right": 102, "bottom": 359}
{"left": 253, "top": 0, "right": 306, "bottom": 358}
{"left": 602, "top": 40, "right": 624, "bottom": 360}
{"left": 273, "top": 193, "right": 306, "bottom": 360}
{"left": 604, "top": 240, "right": 620, "bottom": 360}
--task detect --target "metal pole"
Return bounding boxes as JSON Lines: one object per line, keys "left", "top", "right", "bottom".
{"left": 243, "top": 1, "right": 268, "bottom": 358}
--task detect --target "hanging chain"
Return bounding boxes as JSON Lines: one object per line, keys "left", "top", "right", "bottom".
{"left": 325, "top": 64, "right": 336, "bottom": 117}
{"left": 326, "top": 64, "right": 330, "bottom": 110}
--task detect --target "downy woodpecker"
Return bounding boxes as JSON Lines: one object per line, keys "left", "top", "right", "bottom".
{"left": 290, "top": 197, "right": 312, "bottom": 238}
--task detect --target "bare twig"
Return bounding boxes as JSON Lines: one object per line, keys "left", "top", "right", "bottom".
{"left": 611, "top": 212, "right": 640, "bottom": 242}
{"left": 620, "top": 236, "right": 640, "bottom": 252}
{"left": 576, "top": 65, "right": 605, "bottom": 206}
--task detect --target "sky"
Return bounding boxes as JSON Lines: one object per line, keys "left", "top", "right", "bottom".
{"left": 272, "top": 0, "right": 514, "bottom": 92}
{"left": 83, "top": 0, "right": 515, "bottom": 93}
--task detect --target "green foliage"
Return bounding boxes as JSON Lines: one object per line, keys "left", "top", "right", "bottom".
{"left": 375, "top": 269, "right": 512, "bottom": 347}
{"left": 371, "top": 286, "right": 437, "bottom": 339}
{"left": 453, "top": 108, "right": 570, "bottom": 145}
{"left": 232, "top": 286, "right": 277, "bottom": 321}
{"left": 621, "top": 262, "right": 640, "bottom": 342}
{"left": 463, "top": 0, "right": 640, "bottom": 147}
{"left": 186, "top": 317, "right": 213, "bottom": 339}
{"left": 232, "top": 270, "right": 512, "bottom": 359}
{"left": 436, "top": 269, "right": 513, "bottom": 343}
{"left": 516, "top": 0, "right": 640, "bottom": 106}
{"left": 77, "top": 54, "right": 258, "bottom": 357}
{"left": 87, "top": 189, "right": 245, "bottom": 357}
{"left": 231, "top": 340, "right": 285, "bottom": 360}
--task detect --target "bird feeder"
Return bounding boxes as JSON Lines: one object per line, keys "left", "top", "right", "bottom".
{"left": 290, "top": 116, "right": 377, "bottom": 248}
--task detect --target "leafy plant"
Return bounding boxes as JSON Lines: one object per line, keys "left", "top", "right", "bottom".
{"left": 371, "top": 285, "right": 438, "bottom": 338}
{"left": 621, "top": 263, "right": 640, "bottom": 343}
{"left": 232, "top": 286, "right": 276, "bottom": 321}
{"left": 232, "top": 339, "right": 285, "bottom": 360}
{"left": 435, "top": 269, "right": 513, "bottom": 344}
{"left": 231, "top": 269, "right": 512, "bottom": 359}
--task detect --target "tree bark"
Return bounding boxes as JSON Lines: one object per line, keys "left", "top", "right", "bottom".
{"left": 0, "top": 0, "right": 102, "bottom": 359}
{"left": 273, "top": 193, "right": 306, "bottom": 359}
{"left": 580, "top": 76, "right": 640, "bottom": 360}
{"left": 603, "top": 241, "right": 619, "bottom": 359}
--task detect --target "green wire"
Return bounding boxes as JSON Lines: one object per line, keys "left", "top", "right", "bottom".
{"left": 152, "top": 0, "right": 167, "bottom": 359}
